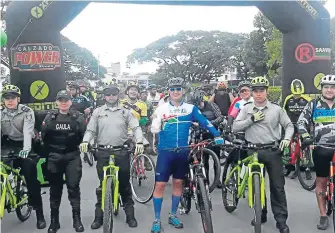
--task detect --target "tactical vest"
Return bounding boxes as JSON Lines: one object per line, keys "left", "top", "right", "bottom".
{"left": 201, "top": 102, "right": 216, "bottom": 121}
{"left": 45, "top": 111, "right": 79, "bottom": 153}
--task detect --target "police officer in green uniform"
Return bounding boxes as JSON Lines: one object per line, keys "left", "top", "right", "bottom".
{"left": 233, "top": 77, "right": 294, "bottom": 233}
{"left": 41, "top": 90, "right": 86, "bottom": 233}
{"left": 1, "top": 84, "right": 46, "bottom": 229}
{"left": 79, "top": 84, "right": 144, "bottom": 229}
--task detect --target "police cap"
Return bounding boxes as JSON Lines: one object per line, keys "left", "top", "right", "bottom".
{"left": 56, "top": 90, "right": 71, "bottom": 100}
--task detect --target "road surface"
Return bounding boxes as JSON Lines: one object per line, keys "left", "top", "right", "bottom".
{"left": 1, "top": 160, "right": 333, "bottom": 233}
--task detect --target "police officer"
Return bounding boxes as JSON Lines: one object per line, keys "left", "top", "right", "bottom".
{"left": 233, "top": 76, "right": 294, "bottom": 233}
{"left": 41, "top": 90, "right": 86, "bottom": 233}
{"left": 1, "top": 84, "right": 46, "bottom": 229}
{"left": 79, "top": 84, "right": 144, "bottom": 229}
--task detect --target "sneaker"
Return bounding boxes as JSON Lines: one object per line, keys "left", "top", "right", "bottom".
{"left": 151, "top": 219, "right": 161, "bottom": 233}
{"left": 317, "top": 216, "right": 329, "bottom": 230}
{"left": 168, "top": 214, "right": 184, "bottom": 229}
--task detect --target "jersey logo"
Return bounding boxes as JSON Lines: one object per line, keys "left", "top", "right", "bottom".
{"left": 123, "top": 102, "right": 142, "bottom": 115}
{"left": 55, "top": 124, "right": 71, "bottom": 130}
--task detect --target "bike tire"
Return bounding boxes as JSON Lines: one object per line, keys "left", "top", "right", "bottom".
{"left": 84, "top": 152, "right": 94, "bottom": 167}
{"left": 103, "top": 177, "right": 114, "bottom": 233}
{"left": 197, "top": 177, "right": 213, "bottom": 233}
{"left": 252, "top": 174, "right": 262, "bottom": 233}
{"left": 180, "top": 173, "right": 192, "bottom": 214}
{"left": 130, "top": 154, "right": 156, "bottom": 204}
{"left": 15, "top": 176, "right": 32, "bottom": 222}
{"left": 296, "top": 151, "right": 316, "bottom": 191}
{"left": 203, "top": 148, "right": 221, "bottom": 193}
{"left": 221, "top": 161, "right": 238, "bottom": 213}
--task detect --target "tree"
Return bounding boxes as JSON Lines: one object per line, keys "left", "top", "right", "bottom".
{"left": 62, "top": 35, "right": 106, "bottom": 81}
{"left": 265, "top": 28, "right": 282, "bottom": 78}
{"left": 243, "top": 12, "right": 275, "bottom": 77}
{"left": 127, "top": 30, "right": 247, "bottom": 83}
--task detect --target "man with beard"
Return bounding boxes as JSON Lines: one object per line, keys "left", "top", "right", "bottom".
{"left": 147, "top": 84, "right": 161, "bottom": 109}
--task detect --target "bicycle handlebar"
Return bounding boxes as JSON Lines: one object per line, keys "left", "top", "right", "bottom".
{"left": 163, "top": 139, "right": 213, "bottom": 153}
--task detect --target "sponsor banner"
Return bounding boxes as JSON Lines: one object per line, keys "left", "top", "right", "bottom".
{"left": 295, "top": 43, "right": 331, "bottom": 64}
{"left": 11, "top": 43, "right": 61, "bottom": 71}
{"left": 26, "top": 102, "right": 57, "bottom": 111}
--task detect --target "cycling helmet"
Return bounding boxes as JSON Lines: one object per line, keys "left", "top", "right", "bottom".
{"left": 238, "top": 80, "right": 251, "bottom": 89}
{"left": 217, "top": 82, "right": 227, "bottom": 90}
{"left": 320, "top": 74, "right": 335, "bottom": 86}
{"left": 168, "top": 77, "right": 184, "bottom": 87}
{"left": 251, "top": 76, "right": 269, "bottom": 88}
{"left": 290, "top": 79, "right": 304, "bottom": 95}
{"left": 148, "top": 84, "right": 156, "bottom": 89}
{"left": 2, "top": 84, "right": 21, "bottom": 97}
{"left": 191, "top": 89, "right": 205, "bottom": 104}
{"left": 68, "top": 81, "right": 79, "bottom": 89}
{"left": 126, "top": 81, "right": 140, "bottom": 93}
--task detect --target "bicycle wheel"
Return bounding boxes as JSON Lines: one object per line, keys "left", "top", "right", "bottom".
{"left": 296, "top": 148, "right": 316, "bottom": 191}
{"left": 197, "top": 177, "right": 213, "bottom": 233}
{"left": 180, "top": 173, "right": 192, "bottom": 214}
{"left": 103, "top": 177, "right": 114, "bottom": 233}
{"left": 84, "top": 152, "right": 94, "bottom": 167}
{"left": 15, "top": 176, "right": 32, "bottom": 221}
{"left": 203, "top": 148, "right": 221, "bottom": 193}
{"left": 130, "top": 154, "right": 156, "bottom": 204}
{"left": 221, "top": 161, "right": 239, "bottom": 213}
{"left": 252, "top": 174, "right": 262, "bottom": 233}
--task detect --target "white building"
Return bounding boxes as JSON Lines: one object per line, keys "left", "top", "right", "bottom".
{"left": 216, "top": 67, "right": 238, "bottom": 82}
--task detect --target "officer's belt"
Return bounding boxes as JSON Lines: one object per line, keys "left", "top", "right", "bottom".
{"left": 245, "top": 141, "right": 278, "bottom": 146}
{"left": 48, "top": 145, "right": 78, "bottom": 154}
{"left": 98, "top": 145, "right": 125, "bottom": 150}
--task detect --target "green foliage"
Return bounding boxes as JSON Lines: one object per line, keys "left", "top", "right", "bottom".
{"left": 267, "top": 86, "right": 282, "bottom": 103}
{"left": 127, "top": 30, "right": 247, "bottom": 83}
{"left": 265, "top": 28, "right": 283, "bottom": 78}
{"left": 62, "top": 35, "right": 106, "bottom": 81}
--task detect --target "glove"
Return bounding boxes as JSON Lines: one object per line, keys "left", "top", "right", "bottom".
{"left": 19, "top": 150, "right": 30, "bottom": 159}
{"left": 214, "top": 137, "right": 224, "bottom": 145}
{"left": 279, "top": 139, "right": 291, "bottom": 151}
{"left": 135, "top": 143, "right": 144, "bottom": 155}
{"left": 251, "top": 111, "right": 265, "bottom": 122}
{"left": 79, "top": 142, "right": 89, "bottom": 153}
{"left": 301, "top": 133, "right": 311, "bottom": 139}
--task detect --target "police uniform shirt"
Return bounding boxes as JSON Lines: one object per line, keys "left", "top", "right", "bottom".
{"left": 83, "top": 103, "right": 143, "bottom": 147}
{"left": 1, "top": 104, "right": 35, "bottom": 151}
{"left": 233, "top": 100, "right": 294, "bottom": 144}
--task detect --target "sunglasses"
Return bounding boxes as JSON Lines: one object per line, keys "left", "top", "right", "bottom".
{"left": 169, "top": 87, "right": 183, "bottom": 92}
{"left": 104, "top": 92, "right": 118, "bottom": 96}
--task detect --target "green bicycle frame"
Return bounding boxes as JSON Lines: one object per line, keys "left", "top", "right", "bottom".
{"left": 0, "top": 162, "right": 28, "bottom": 218}
{"left": 101, "top": 155, "right": 120, "bottom": 212}
{"left": 224, "top": 152, "right": 266, "bottom": 209}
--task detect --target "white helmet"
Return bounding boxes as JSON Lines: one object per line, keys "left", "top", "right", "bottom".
{"left": 320, "top": 74, "right": 335, "bottom": 85}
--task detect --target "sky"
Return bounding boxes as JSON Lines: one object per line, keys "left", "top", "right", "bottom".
{"left": 61, "top": 1, "right": 335, "bottom": 74}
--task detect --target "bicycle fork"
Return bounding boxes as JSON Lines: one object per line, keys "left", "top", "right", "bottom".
{"left": 247, "top": 164, "right": 266, "bottom": 209}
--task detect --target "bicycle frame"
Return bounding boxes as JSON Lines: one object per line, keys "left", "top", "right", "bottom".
{"left": 224, "top": 152, "right": 266, "bottom": 209}
{"left": 0, "top": 162, "right": 28, "bottom": 218}
{"left": 101, "top": 155, "right": 120, "bottom": 212}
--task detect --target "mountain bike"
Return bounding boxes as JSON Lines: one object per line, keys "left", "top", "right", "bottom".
{"left": 89, "top": 145, "right": 123, "bottom": 233}
{"left": 129, "top": 146, "right": 156, "bottom": 204}
{"left": 169, "top": 140, "right": 220, "bottom": 233}
{"left": 0, "top": 151, "right": 33, "bottom": 221}
{"left": 283, "top": 131, "right": 315, "bottom": 191}
{"left": 307, "top": 142, "right": 335, "bottom": 232}
{"left": 221, "top": 139, "right": 279, "bottom": 233}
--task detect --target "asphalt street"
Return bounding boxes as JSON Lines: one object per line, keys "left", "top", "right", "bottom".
{"left": 1, "top": 159, "right": 333, "bottom": 233}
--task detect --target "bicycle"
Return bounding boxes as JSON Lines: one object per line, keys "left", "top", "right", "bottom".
{"left": 221, "top": 139, "right": 279, "bottom": 233}
{"left": 89, "top": 145, "right": 124, "bottom": 233}
{"left": 283, "top": 131, "right": 315, "bottom": 191}
{"left": 305, "top": 142, "right": 335, "bottom": 232}
{"left": 169, "top": 140, "right": 220, "bottom": 233}
{"left": 129, "top": 145, "right": 156, "bottom": 204}
{"left": 0, "top": 150, "right": 33, "bottom": 221}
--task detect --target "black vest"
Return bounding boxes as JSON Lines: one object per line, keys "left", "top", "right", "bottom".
{"left": 45, "top": 111, "right": 79, "bottom": 153}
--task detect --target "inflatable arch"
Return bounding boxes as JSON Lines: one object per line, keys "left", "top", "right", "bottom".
{"left": 5, "top": 1, "right": 331, "bottom": 111}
